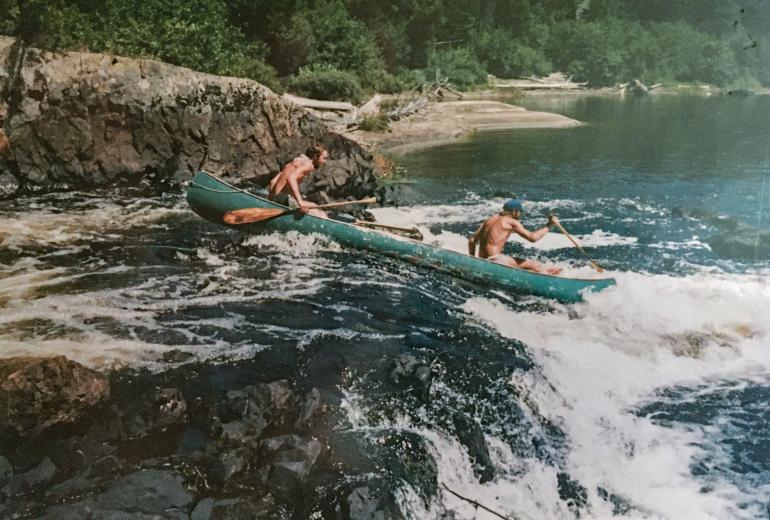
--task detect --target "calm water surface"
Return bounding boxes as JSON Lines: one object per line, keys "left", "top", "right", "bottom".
{"left": 1, "top": 94, "right": 769, "bottom": 519}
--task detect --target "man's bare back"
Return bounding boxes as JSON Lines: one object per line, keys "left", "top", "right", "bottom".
{"left": 268, "top": 145, "right": 328, "bottom": 215}
{"left": 468, "top": 199, "right": 562, "bottom": 275}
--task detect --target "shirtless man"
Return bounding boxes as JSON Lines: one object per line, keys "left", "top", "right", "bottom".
{"left": 468, "top": 198, "right": 562, "bottom": 275}
{"left": 268, "top": 144, "right": 328, "bottom": 216}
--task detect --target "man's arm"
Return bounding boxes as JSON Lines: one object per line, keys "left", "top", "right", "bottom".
{"left": 287, "top": 174, "right": 305, "bottom": 208}
{"left": 286, "top": 169, "right": 318, "bottom": 212}
{"left": 511, "top": 216, "right": 556, "bottom": 243}
{"left": 468, "top": 223, "right": 484, "bottom": 256}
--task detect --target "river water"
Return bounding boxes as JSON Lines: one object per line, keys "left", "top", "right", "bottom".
{"left": 1, "top": 94, "right": 769, "bottom": 519}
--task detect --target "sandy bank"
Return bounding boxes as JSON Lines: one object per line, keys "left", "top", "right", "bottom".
{"left": 344, "top": 100, "right": 581, "bottom": 155}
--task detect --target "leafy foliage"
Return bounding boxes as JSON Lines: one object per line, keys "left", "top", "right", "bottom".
{"left": 0, "top": 0, "right": 767, "bottom": 95}
{"left": 475, "top": 29, "right": 552, "bottom": 78}
{"left": 287, "top": 64, "right": 363, "bottom": 102}
{"left": 5, "top": 0, "right": 282, "bottom": 89}
{"left": 427, "top": 47, "right": 487, "bottom": 90}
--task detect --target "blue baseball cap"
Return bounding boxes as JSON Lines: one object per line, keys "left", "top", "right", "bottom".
{"left": 503, "top": 196, "right": 526, "bottom": 213}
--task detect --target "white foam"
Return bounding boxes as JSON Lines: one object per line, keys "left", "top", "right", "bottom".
{"left": 371, "top": 204, "right": 635, "bottom": 255}
{"left": 649, "top": 238, "right": 711, "bottom": 251}
{"left": 0, "top": 196, "right": 189, "bottom": 249}
{"left": 458, "top": 270, "right": 770, "bottom": 519}
{"left": 0, "top": 228, "right": 344, "bottom": 369}
{"left": 370, "top": 198, "right": 578, "bottom": 230}
{"left": 241, "top": 230, "right": 343, "bottom": 254}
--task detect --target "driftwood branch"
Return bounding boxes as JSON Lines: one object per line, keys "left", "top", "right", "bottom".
{"left": 441, "top": 483, "right": 519, "bottom": 520}
{"left": 490, "top": 72, "right": 586, "bottom": 90}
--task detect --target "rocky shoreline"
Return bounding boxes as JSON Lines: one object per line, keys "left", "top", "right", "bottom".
{"left": 0, "top": 37, "right": 379, "bottom": 204}
{"left": 0, "top": 347, "right": 442, "bottom": 519}
{"left": 345, "top": 99, "right": 581, "bottom": 155}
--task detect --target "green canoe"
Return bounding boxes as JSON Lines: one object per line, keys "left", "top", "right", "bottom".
{"left": 186, "top": 171, "right": 616, "bottom": 302}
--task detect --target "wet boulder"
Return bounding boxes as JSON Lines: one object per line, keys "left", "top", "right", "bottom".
{"left": 43, "top": 465, "right": 114, "bottom": 503}
{"left": 259, "top": 435, "right": 322, "bottom": 489}
{"left": 391, "top": 354, "right": 433, "bottom": 401}
{"left": 191, "top": 497, "right": 214, "bottom": 520}
{"left": 0, "top": 456, "right": 12, "bottom": 485}
{"left": 211, "top": 380, "right": 296, "bottom": 441}
{"left": 205, "top": 446, "right": 250, "bottom": 484}
{"left": 43, "top": 436, "right": 122, "bottom": 498}
{"left": 94, "top": 469, "right": 194, "bottom": 514}
{"left": 320, "top": 480, "right": 406, "bottom": 520}
{"left": 162, "top": 349, "right": 196, "bottom": 364}
{"left": 294, "top": 387, "right": 324, "bottom": 432}
{"left": 40, "top": 469, "right": 194, "bottom": 519}
{"left": 253, "top": 380, "right": 295, "bottom": 420}
{"left": 120, "top": 386, "right": 188, "bottom": 439}
{"left": 453, "top": 413, "right": 496, "bottom": 483}
{"left": 207, "top": 494, "right": 289, "bottom": 520}
{"left": 0, "top": 457, "right": 57, "bottom": 498}
{"left": 0, "top": 356, "right": 109, "bottom": 437}
{"left": 346, "top": 485, "right": 406, "bottom": 520}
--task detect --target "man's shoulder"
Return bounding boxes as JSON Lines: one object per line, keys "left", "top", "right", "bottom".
{"left": 292, "top": 155, "right": 314, "bottom": 170}
{"left": 504, "top": 216, "right": 522, "bottom": 229}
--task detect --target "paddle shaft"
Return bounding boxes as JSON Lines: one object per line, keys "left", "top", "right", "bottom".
{"left": 355, "top": 220, "right": 424, "bottom": 240}
{"left": 316, "top": 197, "right": 376, "bottom": 210}
{"left": 553, "top": 220, "right": 605, "bottom": 273}
{"left": 355, "top": 220, "right": 417, "bottom": 233}
{"left": 224, "top": 197, "right": 376, "bottom": 225}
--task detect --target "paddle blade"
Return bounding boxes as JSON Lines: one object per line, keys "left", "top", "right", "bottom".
{"left": 223, "top": 207, "right": 287, "bottom": 225}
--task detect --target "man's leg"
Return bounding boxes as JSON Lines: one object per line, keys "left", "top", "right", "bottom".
{"left": 488, "top": 254, "right": 561, "bottom": 275}
{"left": 307, "top": 208, "right": 328, "bottom": 219}
{"left": 515, "top": 258, "right": 562, "bottom": 275}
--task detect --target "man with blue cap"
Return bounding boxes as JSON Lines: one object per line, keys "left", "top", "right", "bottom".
{"left": 467, "top": 197, "right": 562, "bottom": 274}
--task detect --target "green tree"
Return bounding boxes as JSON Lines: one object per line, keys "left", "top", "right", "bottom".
{"left": 266, "top": 11, "right": 316, "bottom": 76}
{"left": 548, "top": 19, "right": 635, "bottom": 85}
{"left": 475, "top": 29, "right": 551, "bottom": 78}
{"left": 302, "top": 1, "right": 389, "bottom": 90}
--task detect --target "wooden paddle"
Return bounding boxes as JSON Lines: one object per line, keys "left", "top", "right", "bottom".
{"left": 355, "top": 220, "right": 424, "bottom": 241}
{"left": 223, "top": 197, "right": 377, "bottom": 225}
{"left": 552, "top": 218, "right": 605, "bottom": 273}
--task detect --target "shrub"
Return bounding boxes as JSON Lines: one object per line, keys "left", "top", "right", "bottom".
{"left": 358, "top": 114, "right": 389, "bottom": 132}
{"left": 287, "top": 65, "right": 363, "bottom": 102}
{"left": 362, "top": 69, "right": 404, "bottom": 93}
{"left": 426, "top": 47, "right": 487, "bottom": 90}
{"left": 395, "top": 69, "right": 427, "bottom": 90}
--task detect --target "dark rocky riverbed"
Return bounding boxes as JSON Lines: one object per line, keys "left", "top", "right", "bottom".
{"left": 0, "top": 324, "right": 575, "bottom": 520}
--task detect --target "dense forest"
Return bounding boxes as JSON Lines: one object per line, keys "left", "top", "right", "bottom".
{"left": 1, "top": 0, "right": 768, "bottom": 100}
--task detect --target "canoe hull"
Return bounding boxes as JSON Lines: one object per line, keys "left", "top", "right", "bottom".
{"left": 186, "top": 172, "right": 616, "bottom": 302}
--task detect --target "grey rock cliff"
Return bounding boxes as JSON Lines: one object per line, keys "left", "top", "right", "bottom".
{"left": 0, "top": 37, "right": 376, "bottom": 198}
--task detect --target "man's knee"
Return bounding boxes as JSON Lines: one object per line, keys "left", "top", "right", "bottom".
{"left": 517, "top": 259, "right": 542, "bottom": 271}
